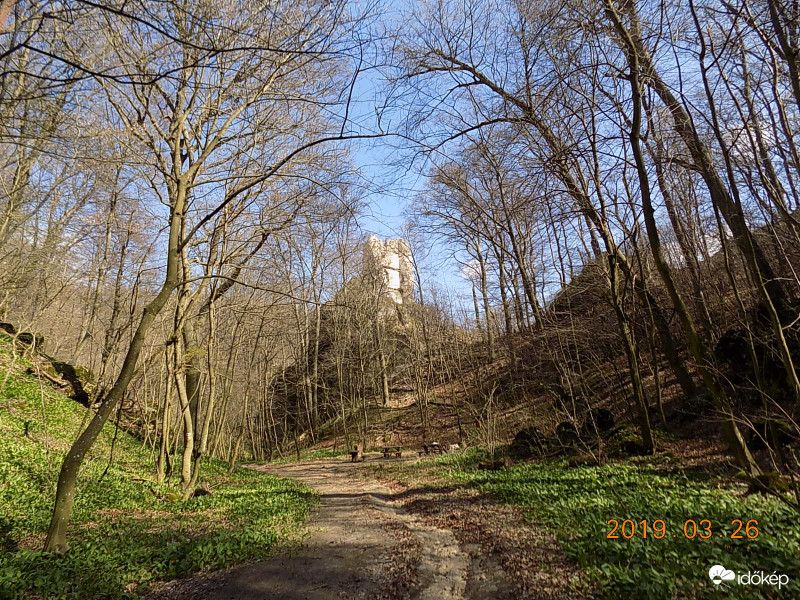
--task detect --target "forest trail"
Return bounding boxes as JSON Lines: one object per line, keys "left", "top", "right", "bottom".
{"left": 191, "top": 458, "right": 514, "bottom": 600}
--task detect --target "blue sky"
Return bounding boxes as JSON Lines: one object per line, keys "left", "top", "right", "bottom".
{"left": 350, "top": 137, "right": 475, "bottom": 312}
{"left": 353, "top": 141, "right": 415, "bottom": 240}
{"left": 349, "top": 124, "right": 476, "bottom": 303}
{"left": 341, "top": 14, "right": 474, "bottom": 311}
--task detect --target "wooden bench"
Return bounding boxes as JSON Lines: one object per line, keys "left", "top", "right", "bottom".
{"left": 419, "top": 443, "right": 446, "bottom": 456}
{"left": 381, "top": 445, "right": 402, "bottom": 458}
{"left": 350, "top": 444, "right": 364, "bottom": 462}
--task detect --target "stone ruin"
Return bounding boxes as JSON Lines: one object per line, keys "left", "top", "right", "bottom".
{"left": 362, "top": 235, "right": 414, "bottom": 305}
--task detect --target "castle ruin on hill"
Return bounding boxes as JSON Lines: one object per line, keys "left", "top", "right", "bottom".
{"left": 362, "top": 235, "right": 414, "bottom": 305}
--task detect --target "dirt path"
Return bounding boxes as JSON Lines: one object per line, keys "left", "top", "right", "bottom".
{"left": 177, "top": 457, "right": 514, "bottom": 600}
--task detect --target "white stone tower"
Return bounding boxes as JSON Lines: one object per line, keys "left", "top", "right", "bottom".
{"left": 362, "top": 235, "right": 414, "bottom": 304}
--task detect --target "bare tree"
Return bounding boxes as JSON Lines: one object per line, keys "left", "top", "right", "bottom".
{"left": 44, "top": 0, "right": 377, "bottom": 551}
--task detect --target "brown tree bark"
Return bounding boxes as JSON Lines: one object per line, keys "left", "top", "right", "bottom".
{"left": 44, "top": 185, "right": 185, "bottom": 552}
{"left": 604, "top": 0, "right": 760, "bottom": 474}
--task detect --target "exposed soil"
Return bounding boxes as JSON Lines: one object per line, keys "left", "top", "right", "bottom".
{"left": 372, "top": 477, "right": 590, "bottom": 600}
{"left": 149, "top": 456, "right": 537, "bottom": 600}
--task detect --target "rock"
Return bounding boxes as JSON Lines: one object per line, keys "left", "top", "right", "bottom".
{"left": 478, "top": 457, "right": 512, "bottom": 470}
{"left": 510, "top": 426, "right": 544, "bottom": 457}
{"left": 714, "top": 328, "right": 751, "bottom": 368}
{"left": 670, "top": 392, "right": 714, "bottom": 426}
{"left": 555, "top": 422, "right": 579, "bottom": 446}
{"left": 620, "top": 440, "right": 650, "bottom": 456}
{"left": 580, "top": 408, "right": 615, "bottom": 437}
{"left": 363, "top": 235, "right": 414, "bottom": 305}
{"left": 568, "top": 453, "right": 600, "bottom": 467}
{"left": 16, "top": 332, "right": 43, "bottom": 348}
{"left": 747, "top": 472, "right": 791, "bottom": 495}
{"left": 748, "top": 418, "right": 798, "bottom": 450}
{"left": 50, "top": 360, "right": 91, "bottom": 406}
{"left": 715, "top": 326, "right": 798, "bottom": 403}
{"left": 73, "top": 365, "right": 96, "bottom": 384}
{"left": 606, "top": 424, "right": 650, "bottom": 456}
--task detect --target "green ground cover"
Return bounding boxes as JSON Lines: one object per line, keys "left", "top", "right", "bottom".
{"left": 376, "top": 449, "right": 800, "bottom": 599}
{"left": 266, "top": 447, "right": 354, "bottom": 464}
{"left": 0, "top": 345, "right": 316, "bottom": 600}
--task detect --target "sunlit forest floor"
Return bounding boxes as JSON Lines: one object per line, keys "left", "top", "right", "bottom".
{"left": 0, "top": 335, "right": 316, "bottom": 600}
{"left": 2, "top": 328, "right": 799, "bottom": 600}
{"left": 352, "top": 449, "right": 800, "bottom": 599}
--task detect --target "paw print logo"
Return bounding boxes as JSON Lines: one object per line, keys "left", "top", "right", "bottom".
{"left": 709, "top": 565, "right": 735, "bottom": 585}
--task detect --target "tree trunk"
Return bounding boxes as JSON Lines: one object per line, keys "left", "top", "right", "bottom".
{"left": 475, "top": 242, "right": 495, "bottom": 360}
{"left": 607, "top": 253, "right": 655, "bottom": 453}
{"left": 44, "top": 188, "right": 184, "bottom": 551}
{"left": 605, "top": 0, "right": 760, "bottom": 474}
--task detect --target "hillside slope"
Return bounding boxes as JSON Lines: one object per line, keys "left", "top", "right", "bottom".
{"left": 0, "top": 334, "right": 316, "bottom": 600}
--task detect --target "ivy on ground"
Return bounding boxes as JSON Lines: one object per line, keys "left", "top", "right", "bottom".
{"left": 381, "top": 449, "right": 800, "bottom": 599}
{"left": 0, "top": 345, "right": 316, "bottom": 600}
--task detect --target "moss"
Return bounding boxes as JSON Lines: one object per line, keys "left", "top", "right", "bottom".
{"left": 72, "top": 365, "right": 96, "bottom": 384}
{"left": 567, "top": 453, "right": 600, "bottom": 467}
{"left": 747, "top": 472, "right": 791, "bottom": 494}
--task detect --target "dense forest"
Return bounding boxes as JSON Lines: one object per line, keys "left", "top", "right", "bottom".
{"left": 1, "top": 0, "right": 800, "bottom": 598}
